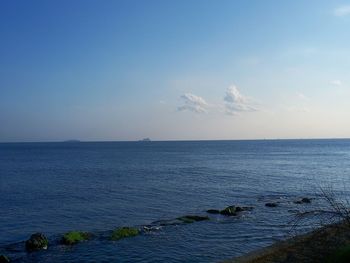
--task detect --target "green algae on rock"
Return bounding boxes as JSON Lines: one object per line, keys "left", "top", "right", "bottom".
{"left": 220, "top": 206, "right": 238, "bottom": 216}
{"left": 110, "top": 227, "right": 140, "bottom": 241}
{"left": 208, "top": 206, "right": 254, "bottom": 216}
{"left": 25, "top": 233, "right": 49, "bottom": 251}
{"left": 61, "top": 231, "right": 91, "bottom": 245}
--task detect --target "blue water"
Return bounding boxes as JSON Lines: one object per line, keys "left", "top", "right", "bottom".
{"left": 1, "top": 139, "right": 350, "bottom": 262}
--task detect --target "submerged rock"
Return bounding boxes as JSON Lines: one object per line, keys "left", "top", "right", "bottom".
{"left": 151, "top": 219, "right": 182, "bottom": 226}
{"left": 294, "top": 197, "right": 312, "bottom": 204}
{"left": 177, "top": 215, "right": 209, "bottom": 223}
{"left": 206, "top": 209, "right": 220, "bottom": 214}
{"left": 235, "top": 206, "right": 245, "bottom": 212}
{"left": 302, "top": 197, "right": 312, "bottom": 203}
{"left": 218, "top": 205, "right": 254, "bottom": 216}
{"left": 0, "top": 255, "right": 10, "bottom": 263}
{"left": 141, "top": 225, "right": 162, "bottom": 233}
{"left": 241, "top": 206, "right": 254, "bottom": 211}
{"left": 220, "top": 206, "right": 238, "bottom": 216}
{"left": 25, "top": 233, "right": 48, "bottom": 251}
{"left": 265, "top": 202, "right": 278, "bottom": 207}
{"left": 61, "top": 231, "right": 91, "bottom": 245}
{"left": 110, "top": 227, "right": 139, "bottom": 241}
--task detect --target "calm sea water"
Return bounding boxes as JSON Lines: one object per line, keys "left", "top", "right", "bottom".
{"left": 1, "top": 139, "right": 350, "bottom": 262}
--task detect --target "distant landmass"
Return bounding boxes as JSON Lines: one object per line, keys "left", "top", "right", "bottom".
{"left": 63, "top": 140, "right": 81, "bottom": 143}
{"left": 139, "top": 138, "right": 151, "bottom": 142}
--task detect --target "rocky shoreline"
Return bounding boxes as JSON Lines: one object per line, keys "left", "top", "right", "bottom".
{"left": 0, "top": 197, "right": 315, "bottom": 262}
{"left": 0, "top": 204, "right": 256, "bottom": 262}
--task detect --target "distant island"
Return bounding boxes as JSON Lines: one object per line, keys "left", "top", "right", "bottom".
{"left": 139, "top": 138, "right": 151, "bottom": 142}
{"left": 63, "top": 140, "right": 81, "bottom": 143}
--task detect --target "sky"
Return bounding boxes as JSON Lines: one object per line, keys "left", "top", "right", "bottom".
{"left": 1, "top": 0, "right": 350, "bottom": 142}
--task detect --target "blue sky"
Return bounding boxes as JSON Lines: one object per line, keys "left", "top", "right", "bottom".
{"left": 1, "top": 0, "right": 350, "bottom": 141}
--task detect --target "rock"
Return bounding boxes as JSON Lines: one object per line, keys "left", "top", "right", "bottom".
{"left": 265, "top": 202, "right": 278, "bottom": 207}
{"left": 61, "top": 231, "right": 91, "bottom": 245}
{"left": 177, "top": 215, "right": 210, "bottom": 223}
{"left": 151, "top": 219, "right": 182, "bottom": 226}
{"left": 235, "top": 206, "right": 245, "bottom": 212}
{"left": 0, "top": 255, "right": 10, "bottom": 263}
{"left": 206, "top": 209, "right": 220, "bottom": 214}
{"left": 110, "top": 227, "right": 139, "bottom": 241}
{"left": 241, "top": 206, "right": 254, "bottom": 211}
{"left": 141, "top": 225, "right": 161, "bottom": 232}
{"left": 220, "top": 206, "right": 238, "bottom": 216}
{"left": 219, "top": 205, "right": 254, "bottom": 216}
{"left": 25, "top": 233, "right": 48, "bottom": 251}
{"left": 294, "top": 197, "right": 312, "bottom": 204}
{"left": 301, "top": 197, "right": 311, "bottom": 203}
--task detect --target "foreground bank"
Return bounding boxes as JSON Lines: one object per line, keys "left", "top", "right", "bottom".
{"left": 223, "top": 221, "right": 350, "bottom": 263}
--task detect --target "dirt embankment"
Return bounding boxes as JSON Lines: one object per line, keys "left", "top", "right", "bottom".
{"left": 223, "top": 222, "right": 350, "bottom": 263}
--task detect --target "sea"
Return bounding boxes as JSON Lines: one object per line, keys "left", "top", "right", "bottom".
{"left": 1, "top": 139, "right": 350, "bottom": 262}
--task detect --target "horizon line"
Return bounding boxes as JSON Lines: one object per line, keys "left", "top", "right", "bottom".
{"left": 1, "top": 137, "right": 350, "bottom": 144}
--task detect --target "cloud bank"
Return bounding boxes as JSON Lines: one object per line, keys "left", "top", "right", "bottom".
{"left": 177, "top": 85, "right": 257, "bottom": 116}
{"left": 329, "top": 80, "right": 342, "bottom": 87}
{"left": 177, "top": 93, "right": 209, "bottom": 113}
{"left": 296, "top": 92, "right": 308, "bottom": 100}
{"left": 224, "top": 85, "right": 257, "bottom": 115}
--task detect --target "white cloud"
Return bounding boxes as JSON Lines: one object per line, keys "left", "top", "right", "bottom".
{"left": 178, "top": 93, "right": 208, "bottom": 113}
{"left": 330, "top": 80, "right": 342, "bottom": 87}
{"left": 296, "top": 92, "right": 309, "bottom": 100}
{"left": 177, "top": 85, "right": 258, "bottom": 116}
{"left": 334, "top": 5, "right": 350, "bottom": 17}
{"left": 224, "top": 85, "right": 257, "bottom": 115}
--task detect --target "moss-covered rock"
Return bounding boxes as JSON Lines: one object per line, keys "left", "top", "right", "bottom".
{"left": 220, "top": 206, "right": 238, "bottom": 216}
{"left": 0, "top": 255, "right": 10, "bottom": 263}
{"left": 25, "top": 233, "right": 48, "bottom": 251}
{"left": 209, "top": 206, "right": 253, "bottom": 215}
{"left": 207, "top": 205, "right": 254, "bottom": 216}
{"left": 110, "top": 227, "right": 139, "bottom": 241}
{"left": 177, "top": 215, "right": 209, "bottom": 223}
{"left": 61, "top": 231, "right": 91, "bottom": 245}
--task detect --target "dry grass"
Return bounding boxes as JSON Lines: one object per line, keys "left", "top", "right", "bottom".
{"left": 224, "top": 221, "right": 350, "bottom": 263}
{"left": 224, "top": 186, "right": 350, "bottom": 263}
